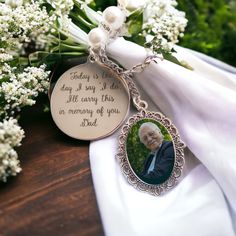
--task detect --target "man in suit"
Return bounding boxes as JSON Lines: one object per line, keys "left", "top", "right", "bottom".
{"left": 138, "top": 122, "right": 175, "bottom": 185}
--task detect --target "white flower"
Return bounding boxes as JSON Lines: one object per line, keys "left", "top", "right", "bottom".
{"left": 0, "top": 2, "right": 52, "bottom": 55}
{"left": 118, "top": 0, "right": 147, "bottom": 11}
{"left": 0, "top": 118, "right": 25, "bottom": 146}
{"left": 46, "top": 0, "right": 74, "bottom": 16}
{"left": 0, "top": 53, "right": 13, "bottom": 62}
{"left": 5, "top": 0, "right": 23, "bottom": 8}
{"left": 141, "top": 0, "right": 187, "bottom": 53}
{"left": 0, "top": 118, "right": 24, "bottom": 182}
{"left": 0, "top": 64, "right": 50, "bottom": 117}
{"left": 74, "top": 0, "right": 93, "bottom": 7}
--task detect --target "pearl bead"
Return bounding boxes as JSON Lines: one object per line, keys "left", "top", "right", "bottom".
{"left": 88, "top": 28, "right": 107, "bottom": 48}
{"left": 103, "top": 6, "right": 125, "bottom": 30}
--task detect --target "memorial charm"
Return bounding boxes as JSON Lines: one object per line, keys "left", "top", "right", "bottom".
{"left": 50, "top": 62, "right": 130, "bottom": 140}
{"left": 117, "top": 111, "right": 185, "bottom": 196}
{"left": 50, "top": 4, "right": 185, "bottom": 195}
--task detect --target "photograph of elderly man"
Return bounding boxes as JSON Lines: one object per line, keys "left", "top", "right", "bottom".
{"left": 138, "top": 122, "right": 175, "bottom": 184}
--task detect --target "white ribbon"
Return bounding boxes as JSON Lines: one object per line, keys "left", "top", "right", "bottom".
{"left": 90, "top": 38, "right": 236, "bottom": 236}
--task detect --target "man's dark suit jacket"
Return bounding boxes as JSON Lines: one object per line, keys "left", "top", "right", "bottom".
{"left": 140, "top": 140, "right": 175, "bottom": 185}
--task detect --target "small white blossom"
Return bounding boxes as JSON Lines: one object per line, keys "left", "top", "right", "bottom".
{"left": 0, "top": 53, "right": 13, "bottom": 62}
{"left": 46, "top": 0, "right": 74, "bottom": 16}
{"left": 141, "top": 0, "right": 187, "bottom": 53}
{"left": 74, "top": 0, "right": 93, "bottom": 7}
{"left": 118, "top": 0, "right": 147, "bottom": 10}
{"left": 0, "top": 2, "right": 52, "bottom": 55}
{"left": 0, "top": 64, "right": 50, "bottom": 117}
{"left": 0, "top": 118, "right": 24, "bottom": 146}
{"left": 5, "top": 0, "right": 23, "bottom": 8}
{"left": 0, "top": 118, "right": 24, "bottom": 182}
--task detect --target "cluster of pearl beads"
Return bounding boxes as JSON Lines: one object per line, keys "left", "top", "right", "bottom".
{"left": 88, "top": 6, "right": 126, "bottom": 50}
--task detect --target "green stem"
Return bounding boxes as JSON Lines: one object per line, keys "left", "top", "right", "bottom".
{"left": 51, "top": 43, "right": 86, "bottom": 53}
{"left": 70, "top": 12, "right": 95, "bottom": 31}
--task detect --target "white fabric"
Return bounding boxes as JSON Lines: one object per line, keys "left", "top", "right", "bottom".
{"left": 89, "top": 38, "right": 236, "bottom": 236}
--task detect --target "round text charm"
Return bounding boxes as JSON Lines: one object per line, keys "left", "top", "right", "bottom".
{"left": 50, "top": 62, "right": 130, "bottom": 140}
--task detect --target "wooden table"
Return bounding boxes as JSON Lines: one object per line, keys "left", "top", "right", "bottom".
{"left": 0, "top": 100, "right": 104, "bottom": 236}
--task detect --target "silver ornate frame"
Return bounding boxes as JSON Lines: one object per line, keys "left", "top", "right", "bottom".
{"left": 116, "top": 110, "right": 185, "bottom": 196}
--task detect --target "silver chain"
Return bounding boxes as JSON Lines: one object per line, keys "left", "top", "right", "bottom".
{"left": 89, "top": 48, "right": 161, "bottom": 111}
{"left": 124, "top": 55, "right": 163, "bottom": 74}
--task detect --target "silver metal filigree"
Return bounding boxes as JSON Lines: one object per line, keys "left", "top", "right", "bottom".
{"left": 90, "top": 47, "right": 185, "bottom": 195}
{"left": 116, "top": 110, "right": 185, "bottom": 196}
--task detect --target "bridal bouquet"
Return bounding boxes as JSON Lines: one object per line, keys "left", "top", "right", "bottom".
{"left": 0, "top": 0, "right": 187, "bottom": 182}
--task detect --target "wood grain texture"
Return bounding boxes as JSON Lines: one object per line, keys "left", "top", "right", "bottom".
{"left": 0, "top": 100, "right": 104, "bottom": 236}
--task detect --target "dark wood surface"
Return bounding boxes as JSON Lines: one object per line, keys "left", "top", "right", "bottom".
{"left": 0, "top": 101, "right": 104, "bottom": 236}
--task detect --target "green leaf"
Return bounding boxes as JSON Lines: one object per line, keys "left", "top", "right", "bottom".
{"left": 69, "top": 11, "right": 95, "bottom": 33}
{"left": 127, "top": 9, "right": 143, "bottom": 36}
{"left": 51, "top": 43, "right": 86, "bottom": 53}
{"left": 125, "top": 35, "right": 146, "bottom": 46}
{"left": 127, "top": 8, "right": 144, "bottom": 22}
{"left": 177, "top": 0, "right": 236, "bottom": 66}
{"left": 129, "top": 20, "right": 142, "bottom": 35}
{"left": 162, "top": 51, "right": 193, "bottom": 70}
{"left": 29, "top": 51, "right": 86, "bottom": 68}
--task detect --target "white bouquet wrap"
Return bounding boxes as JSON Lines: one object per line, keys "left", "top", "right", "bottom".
{"left": 90, "top": 38, "right": 236, "bottom": 236}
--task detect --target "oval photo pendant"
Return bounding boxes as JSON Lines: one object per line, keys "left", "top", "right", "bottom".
{"left": 117, "top": 110, "right": 185, "bottom": 195}
{"left": 50, "top": 62, "right": 130, "bottom": 140}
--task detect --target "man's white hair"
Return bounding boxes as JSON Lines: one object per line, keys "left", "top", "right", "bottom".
{"left": 138, "top": 122, "right": 163, "bottom": 143}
